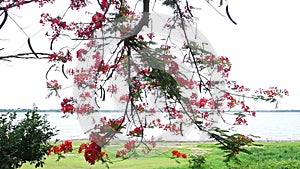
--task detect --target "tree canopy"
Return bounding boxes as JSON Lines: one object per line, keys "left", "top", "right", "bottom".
{"left": 0, "top": 0, "right": 288, "bottom": 167}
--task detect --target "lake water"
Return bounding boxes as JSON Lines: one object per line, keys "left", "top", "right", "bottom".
{"left": 2, "top": 111, "right": 300, "bottom": 141}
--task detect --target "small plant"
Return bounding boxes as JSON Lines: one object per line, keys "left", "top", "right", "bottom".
{"left": 0, "top": 110, "right": 57, "bottom": 169}
{"left": 188, "top": 154, "right": 206, "bottom": 169}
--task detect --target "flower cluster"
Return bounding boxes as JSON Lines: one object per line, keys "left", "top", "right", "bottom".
{"left": 241, "top": 101, "right": 256, "bottom": 117}
{"left": 149, "top": 118, "right": 163, "bottom": 128}
{"left": 89, "top": 131, "right": 107, "bottom": 147}
{"left": 94, "top": 58, "right": 111, "bottom": 74}
{"left": 255, "top": 87, "right": 289, "bottom": 100}
{"left": 222, "top": 92, "right": 237, "bottom": 108}
{"left": 77, "top": 103, "right": 94, "bottom": 114}
{"left": 116, "top": 140, "right": 136, "bottom": 158}
{"left": 70, "top": 0, "right": 85, "bottom": 10}
{"left": 148, "top": 136, "right": 156, "bottom": 148}
{"left": 175, "top": 74, "right": 196, "bottom": 89}
{"left": 217, "top": 56, "right": 232, "bottom": 78}
{"left": 226, "top": 134, "right": 254, "bottom": 155}
{"left": 79, "top": 92, "right": 91, "bottom": 99}
{"left": 76, "top": 48, "right": 88, "bottom": 61}
{"left": 226, "top": 81, "right": 250, "bottom": 92}
{"left": 129, "top": 126, "right": 143, "bottom": 137}
{"left": 164, "top": 106, "right": 184, "bottom": 119}
{"left": 95, "top": 117, "right": 124, "bottom": 133}
{"left": 171, "top": 150, "right": 188, "bottom": 159}
{"left": 119, "top": 94, "right": 129, "bottom": 102}
{"left": 221, "top": 92, "right": 256, "bottom": 124}
{"left": 47, "top": 140, "right": 73, "bottom": 155}
{"left": 40, "top": 10, "right": 106, "bottom": 39}
{"left": 48, "top": 51, "right": 72, "bottom": 63}
{"left": 115, "top": 149, "right": 127, "bottom": 158}
{"left": 3, "top": 0, "right": 55, "bottom": 9}
{"left": 235, "top": 116, "right": 248, "bottom": 125}
{"left": 61, "top": 97, "right": 76, "bottom": 114}
{"left": 124, "top": 140, "right": 136, "bottom": 151}
{"left": 78, "top": 141, "right": 108, "bottom": 165}
{"left": 46, "top": 80, "right": 61, "bottom": 97}
{"left": 183, "top": 53, "right": 232, "bottom": 78}
{"left": 164, "top": 123, "right": 181, "bottom": 133}
{"left": 107, "top": 84, "right": 118, "bottom": 93}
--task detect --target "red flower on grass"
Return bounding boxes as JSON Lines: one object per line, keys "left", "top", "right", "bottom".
{"left": 171, "top": 149, "right": 187, "bottom": 159}
{"left": 47, "top": 140, "right": 73, "bottom": 155}
{"left": 78, "top": 141, "right": 108, "bottom": 165}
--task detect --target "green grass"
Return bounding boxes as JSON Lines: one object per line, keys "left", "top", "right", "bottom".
{"left": 202, "top": 141, "right": 300, "bottom": 169}
{"left": 21, "top": 141, "right": 194, "bottom": 169}
{"left": 20, "top": 141, "right": 300, "bottom": 169}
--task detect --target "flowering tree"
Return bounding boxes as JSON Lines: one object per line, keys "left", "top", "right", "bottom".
{"left": 0, "top": 0, "right": 288, "bottom": 167}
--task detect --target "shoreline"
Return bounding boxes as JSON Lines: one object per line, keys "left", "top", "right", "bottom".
{"left": 57, "top": 138, "right": 300, "bottom": 143}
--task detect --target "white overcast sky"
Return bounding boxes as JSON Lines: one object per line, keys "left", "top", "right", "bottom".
{"left": 0, "top": 0, "right": 299, "bottom": 110}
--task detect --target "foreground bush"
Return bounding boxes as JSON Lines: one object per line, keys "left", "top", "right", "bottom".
{"left": 0, "top": 110, "right": 57, "bottom": 169}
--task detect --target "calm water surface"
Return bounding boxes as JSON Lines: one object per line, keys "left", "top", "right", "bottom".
{"left": 2, "top": 111, "right": 300, "bottom": 141}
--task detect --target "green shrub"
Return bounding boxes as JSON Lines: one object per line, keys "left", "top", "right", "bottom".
{"left": 0, "top": 110, "right": 57, "bottom": 169}
{"left": 188, "top": 154, "right": 206, "bottom": 169}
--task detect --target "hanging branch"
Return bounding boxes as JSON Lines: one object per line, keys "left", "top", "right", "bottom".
{"left": 172, "top": 0, "right": 214, "bottom": 97}
{"left": 61, "top": 64, "right": 68, "bottom": 79}
{"left": 45, "top": 64, "right": 56, "bottom": 80}
{"left": 0, "top": 52, "right": 50, "bottom": 61}
{"left": 0, "top": 9, "right": 8, "bottom": 29}
{"left": 27, "top": 38, "right": 39, "bottom": 58}
{"left": 226, "top": 5, "right": 237, "bottom": 25}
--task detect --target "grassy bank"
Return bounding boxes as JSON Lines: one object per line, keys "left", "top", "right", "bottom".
{"left": 200, "top": 141, "right": 300, "bottom": 169}
{"left": 21, "top": 141, "right": 300, "bottom": 169}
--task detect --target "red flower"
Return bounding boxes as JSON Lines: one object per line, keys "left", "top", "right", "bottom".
{"left": 116, "top": 149, "right": 127, "bottom": 158}
{"left": 171, "top": 150, "right": 179, "bottom": 156}
{"left": 124, "top": 140, "right": 135, "bottom": 150}
{"left": 129, "top": 126, "right": 143, "bottom": 137}
{"left": 47, "top": 141, "right": 73, "bottom": 155}
{"left": 92, "top": 12, "right": 105, "bottom": 29}
{"left": 176, "top": 152, "right": 181, "bottom": 158}
{"left": 101, "top": 0, "right": 109, "bottom": 10}
{"left": 196, "top": 97, "right": 208, "bottom": 108}
{"left": 60, "top": 97, "right": 76, "bottom": 114}
{"left": 78, "top": 143, "right": 87, "bottom": 154}
{"left": 147, "top": 33, "right": 154, "bottom": 40}
{"left": 171, "top": 150, "right": 187, "bottom": 159}
{"left": 119, "top": 94, "right": 129, "bottom": 102}
{"left": 76, "top": 48, "right": 88, "bottom": 61}
{"left": 60, "top": 140, "right": 73, "bottom": 153}
{"left": 78, "top": 141, "right": 107, "bottom": 165}
{"left": 181, "top": 153, "right": 188, "bottom": 159}
{"left": 52, "top": 145, "right": 61, "bottom": 154}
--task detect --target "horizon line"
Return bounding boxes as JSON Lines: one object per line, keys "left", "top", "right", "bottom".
{"left": 1, "top": 108, "right": 300, "bottom": 113}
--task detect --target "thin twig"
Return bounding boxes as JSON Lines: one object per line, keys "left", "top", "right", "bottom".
{"left": 0, "top": 52, "right": 50, "bottom": 61}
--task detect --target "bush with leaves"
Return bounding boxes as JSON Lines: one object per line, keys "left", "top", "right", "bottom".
{"left": 0, "top": 110, "right": 57, "bottom": 169}
{"left": 188, "top": 154, "right": 206, "bottom": 169}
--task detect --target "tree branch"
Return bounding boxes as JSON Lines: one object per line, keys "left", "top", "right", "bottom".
{"left": 123, "top": 0, "right": 150, "bottom": 39}
{"left": 0, "top": 0, "right": 35, "bottom": 10}
{"left": 0, "top": 9, "right": 8, "bottom": 29}
{"left": 0, "top": 52, "right": 50, "bottom": 61}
